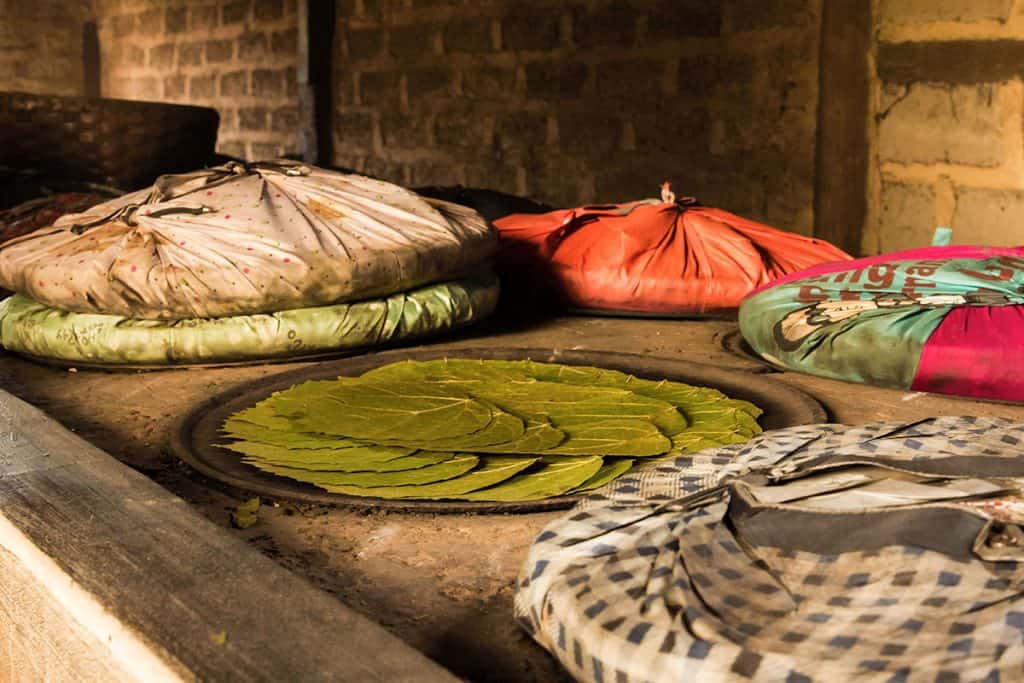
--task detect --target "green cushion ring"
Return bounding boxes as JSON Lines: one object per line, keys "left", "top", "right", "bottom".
{"left": 0, "top": 273, "right": 498, "bottom": 367}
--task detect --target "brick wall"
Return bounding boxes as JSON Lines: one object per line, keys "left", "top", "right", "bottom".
{"left": 14, "top": 1, "right": 1024, "bottom": 252}
{"left": 94, "top": 0, "right": 300, "bottom": 160}
{"left": 868, "top": 0, "right": 1024, "bottom": 252}
{"left": 0, "top": 0, "right": 88, "bottom": 96}
{"left": 333, "top": 0, "right": 823, "bottom": 234}
{"left": 8, "top": 0, "right": 823, "bottom": 236}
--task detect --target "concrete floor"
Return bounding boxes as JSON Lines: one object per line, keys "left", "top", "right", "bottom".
{"left": 3, "top": 313, "right": 1024, "bottom": 682}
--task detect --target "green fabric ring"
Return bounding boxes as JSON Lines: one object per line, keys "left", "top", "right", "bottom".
{"left": 0, "top": 273, "right": 498, "bottom": 366}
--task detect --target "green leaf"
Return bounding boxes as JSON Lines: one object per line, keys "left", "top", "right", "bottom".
{"left": 274, "top": 379, "right": 496, "bottom": 442}
{"left": 231, "top": 497, "right": 260, "bottom": 529}
{"left": 683, "top": 404, "right": 762, "bottom": 438}
{"left": 246, "top": 453, "right": 479, "bottom": 488}
{"left": 219, "top": 358, "right": 765, "bottom": 502}
{"left": 319, "top": 456, "right": 537, "bottom": 498}
{"left": 669, "top": 433, "right": 728, "bottom": 453}
{"left": 497, "top": 359, "right": 764, "bottom": 453}
{"left": 567, "top": 458, "right": 635, "bottom": 494}
{"left": 221, "top": 441, "right": 445, "bottom": 472}
{"left": 273, "top": 384, "right": 563, "bottom": 453}
{"left": 371, "top": 398, "right": 527, "bottom": 450}
{"left": 222, "top": 418, "right": 371, "bottom": 450}
{"left": 534, "top": 419, "right": 668, "bottom": 456}
{"left": 359, "top": 361, "right": 676, "bottom": 456}
{"left": 457, "top": 456, "right": 604, "bottom": 501}
{"left": 456, "top": 418, "right": 566, "bottom": 453}
{"left": 363, "top": 359, "right": 688, "bottom": 436}
{"left": 231, "top": 400, "right": 293, "bottom": 431}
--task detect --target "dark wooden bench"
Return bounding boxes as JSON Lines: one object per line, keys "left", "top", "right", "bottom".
{"left": 0, "top": 388, "right": 458, "bottom": 682}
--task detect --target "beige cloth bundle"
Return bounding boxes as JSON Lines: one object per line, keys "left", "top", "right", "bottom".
{"left": 0, "top": 161, "right": 495, "bottom": 319}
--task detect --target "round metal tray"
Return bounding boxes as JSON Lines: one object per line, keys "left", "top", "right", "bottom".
{"left": 170, "top": 347, "right": 828, "bottom": 514}
{"left": 720, "top": 329, "right": 782, "bottom": 372}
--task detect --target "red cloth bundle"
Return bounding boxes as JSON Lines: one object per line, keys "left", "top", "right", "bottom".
{"left": 494, "top": 196, "right": 851, "bottom": 316}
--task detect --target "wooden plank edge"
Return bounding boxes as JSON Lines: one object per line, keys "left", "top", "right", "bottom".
{"left": 0, "top": 388, "right": 461, "bottom": 682}
{"left": 0, "top": 512, "right": 187, "bottom": 681}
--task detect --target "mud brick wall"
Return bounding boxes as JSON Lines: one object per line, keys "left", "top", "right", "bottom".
{"left": 0, "top": 0, "right": 88, "bottom": 96}
{"left": 333, "top": 0, "right": 823, "bottom": 234}
{"left": 94, "top": 0, "right": 300, "bottom": 160}
{"left": 869, "top": 0, "right": 1024, "bottom": 252}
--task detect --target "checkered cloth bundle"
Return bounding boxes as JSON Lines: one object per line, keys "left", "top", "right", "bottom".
{"left": 516, "top": 417, "right": 1024, "bottom": 682}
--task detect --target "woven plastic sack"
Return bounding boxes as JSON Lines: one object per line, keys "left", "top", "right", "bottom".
{"left": 0, "top": 161, "right": 495, "bottom": 320}
{"left": 517, "top": 417, "right": 1024, "bottom": 682}
{"left": 0, "top": 273, "right": 497, "bottom": 367}
{"left": 493, "top": 188, "right": 850, "bottom": 316}
{"left": 740, "top": 246, "right": 1024, "bottom": 402}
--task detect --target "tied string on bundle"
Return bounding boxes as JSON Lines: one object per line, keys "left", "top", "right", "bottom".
{"left": 659, "top": 182, "right": 699, "bottom": 209}
{"left": 530, "top": 183, "right": 701, "bottom": 259}
{"left": 68, "top": 203, "right": 215, "bottom": 234}
{"left": 545, "top": 183, "right": 701, "bottom": 252}
{"left": 67, "top": 160, "right": 311, "bottom": 235}
{"left": 150, "top": 159, "right": 309, "bottom": 202}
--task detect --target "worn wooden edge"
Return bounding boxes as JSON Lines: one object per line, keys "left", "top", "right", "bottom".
{"left": 0, "top": 513, "right": 183, "bottom": 681}
{"left": 170, "top": 346, "right": 828, "bottom": 514}
{"left": 0, "top": 388, "right": 460, "bottom": 682}
{"left": 0, "top": 543, "right": 135, "bottom": 681}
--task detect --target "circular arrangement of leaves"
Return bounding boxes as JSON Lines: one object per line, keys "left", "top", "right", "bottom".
{"left": 218, "top": 359, "right": 764, "bottom": 502}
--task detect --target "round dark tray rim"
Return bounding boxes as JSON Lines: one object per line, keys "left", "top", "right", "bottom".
{"left": 170, "top": 346, "right": 828, "bottom": 514}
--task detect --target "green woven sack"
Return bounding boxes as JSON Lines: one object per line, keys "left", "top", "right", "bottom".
{"left": 0, "top": 273, "right": 498, "bottom": 367}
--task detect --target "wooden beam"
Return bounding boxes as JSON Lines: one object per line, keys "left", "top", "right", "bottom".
{"left": 297, "top": 0, "right": 337, "bottom": 165}
{"left": 0, "top": 389, "right": 458, "bottom": 682}
{"left": 813, "top": 0, "right": 872, "bottom": 255}
{"left": 309, "top": 0, "right": 337, "bottom": 165}
{"left": 82, "top": 21, "right": 101, "bottom": 98}
{"left": 296, "top": 1, "right": 316, "bottom": 162}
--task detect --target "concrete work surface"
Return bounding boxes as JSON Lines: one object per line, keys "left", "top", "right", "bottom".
{"left": 2, "top": 313, "right": 1024, "bottom": 682}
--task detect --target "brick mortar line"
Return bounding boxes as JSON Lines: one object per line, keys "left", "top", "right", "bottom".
{"left": 880, "top": 162, "right": 1024, "bottom": 189}
{"left": 878, "top": 19, "right": 1024, "bottom": 44}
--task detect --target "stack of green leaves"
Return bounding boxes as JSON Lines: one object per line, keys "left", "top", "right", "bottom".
{"left": 218, "top": 359, "right": 763, "bottom": 502}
